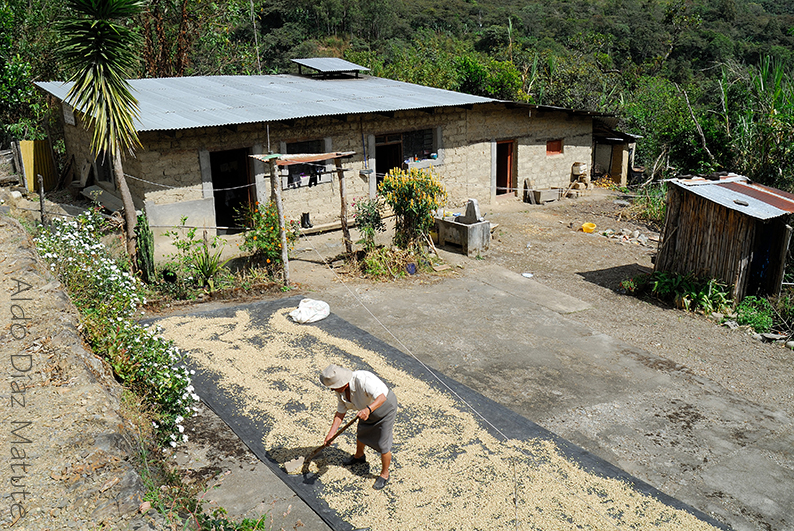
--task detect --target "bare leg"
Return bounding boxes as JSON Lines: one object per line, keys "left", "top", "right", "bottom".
{"left": 380, "top": 452, "right": 391, "bottom": 479}
{"left": 354, "top": 440, "right": 366, "bottom": 459}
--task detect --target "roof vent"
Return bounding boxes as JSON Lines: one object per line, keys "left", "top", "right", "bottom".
{"left": 291, "top": 58, "right": 370, "bottom": 79}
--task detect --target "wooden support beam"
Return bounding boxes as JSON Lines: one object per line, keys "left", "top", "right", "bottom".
{"left": 268, "top": 158, "right": 290, "bottom": 287}
{"left": 336, "top": 158, "right": 353, "bottom": 255}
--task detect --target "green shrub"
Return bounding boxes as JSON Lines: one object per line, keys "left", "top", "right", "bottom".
{"left": 35, "top": 208, "right": 198, "bottom": 446}
{"left": 736, "top": 296, "right": 774, "bottom": 332}
{"left": 631, "top": 183, "right": 667, "bottom": 224}
{"left": 620, "top": 270, "right": 733, "bottom": 314}
{"left": 619, "top": 273, "right": 650, "bottom": 294}
{"left": 352, "top": 196, "right": 386, "bottom": 252}
{"left": 237, "top": 201, "right": 299, "bottom": 268}
{"left": 379, "top": 167, "right": 447, "bottom": 250}
{"left": 163, "top": 217, "right": 230, "bottom": 289}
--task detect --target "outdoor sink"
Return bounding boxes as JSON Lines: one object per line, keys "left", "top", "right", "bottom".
{"left": 434, "top": 199, "right": 491, "bottom": 257}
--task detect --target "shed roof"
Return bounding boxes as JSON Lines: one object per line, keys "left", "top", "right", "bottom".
{"left": 35, "top": 74, "right": 497, "bottom": 133}
{"left": 671, "top": 174, "right": 794, "bottom": 220}
{"left": 291, "top": 57, "right": 369, "bottom": 74}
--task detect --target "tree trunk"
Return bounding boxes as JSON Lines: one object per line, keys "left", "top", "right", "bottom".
{"left": 113, "top": 151, "right": 138, "bottom": 273}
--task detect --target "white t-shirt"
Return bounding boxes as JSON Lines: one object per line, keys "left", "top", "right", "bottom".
{"left": 336, "top": 370, "right": 389, "bottom": 414}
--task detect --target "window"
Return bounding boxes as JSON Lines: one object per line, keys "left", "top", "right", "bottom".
{"left": 375, "top": 128, "right": 436, "bottom": 164}
{"left": 546, "top": 139, "right": 563, "bottom": 156}
{"left": 285, "top": 139, "right": 327, "bottom": 189}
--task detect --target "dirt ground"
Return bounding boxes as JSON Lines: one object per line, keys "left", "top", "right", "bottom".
{"left": 479, "top": 189, "right": 793, "bottom": 421}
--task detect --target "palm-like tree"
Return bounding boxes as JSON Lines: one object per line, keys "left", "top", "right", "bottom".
{"left": 58, "top": 0, "right": 145, "bottom": 269}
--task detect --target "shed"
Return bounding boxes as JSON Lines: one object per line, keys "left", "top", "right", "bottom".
{"left": 655, "top": 174, "right": 794, "bottom": 300}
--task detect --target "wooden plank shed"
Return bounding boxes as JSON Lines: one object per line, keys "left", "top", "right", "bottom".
{"left": 655, "top": 174, "right": 794, "bottom": 300}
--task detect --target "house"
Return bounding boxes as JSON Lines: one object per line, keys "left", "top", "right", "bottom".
{"left": 655, "top": 174, "right": 794, "bottom": 300}
{"left": 36, "top": 58, "right": 603, "bottom": 252}
{"left": 592, "top": 117, "right": 642, "bottom": 187}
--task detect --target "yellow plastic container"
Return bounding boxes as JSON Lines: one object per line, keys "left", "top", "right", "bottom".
{"left": 582, "top": 222, "right": 596, "bottom": 233}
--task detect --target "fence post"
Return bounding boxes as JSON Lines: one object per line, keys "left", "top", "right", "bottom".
{"left": 38, "top": 174, "right": 47, "bottom": 226}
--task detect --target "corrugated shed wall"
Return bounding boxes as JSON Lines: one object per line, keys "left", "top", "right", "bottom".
{"left": 655, "top": 185, "right": 756, "bottom": 298}
{"left": 19, "top": 140, "right": 57, "bottom": 192}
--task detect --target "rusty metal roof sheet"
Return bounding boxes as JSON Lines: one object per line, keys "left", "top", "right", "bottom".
{"left": 35, "top": 74, "right": 496, "bottom": 132}
{"left": 250, "top": 151, "right": 355, "bottom": 167}
{"left": 672, "top": 174, "right": 794, "bottom": 220}
{"left": 291, "top": 57, "right": 369, "bottom": 73}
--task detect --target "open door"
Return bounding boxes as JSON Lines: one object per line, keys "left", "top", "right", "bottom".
{"left": 376, "top": 139, "right": 403, "bottom": 185}
{"left": 496, "top": 140, "right": 514, "bottom": 195}
{"left": 210, "top": 147, "right": 251, "bottom": 234}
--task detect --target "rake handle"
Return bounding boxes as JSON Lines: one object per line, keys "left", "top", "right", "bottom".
{"left": 308, "top": 415, "right": 359, "bottom": 460}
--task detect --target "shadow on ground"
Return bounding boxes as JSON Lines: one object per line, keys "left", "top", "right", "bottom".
{"left": 576, "top": 263, "right": 653, "bottom": 291}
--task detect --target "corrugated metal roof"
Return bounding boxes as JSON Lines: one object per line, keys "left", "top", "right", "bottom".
{"left": 291, "top": 57, "right": 369, "bottom": 73}
{"left": 672, "top": 174, "right": 794, "bottom": 220}
{"left": 35, "top": 74, "right": 496, "bottom": 132}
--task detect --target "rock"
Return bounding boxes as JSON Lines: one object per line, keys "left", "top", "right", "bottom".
{"left": 760, "top": 332, "right": 786, "bottom": 342}
{"left": 723, "top": 320, "right": 739, "bottom": 330}
{"left": 632, "top": 230, "right": 640, "bottom": 239}
{"left": 786, "top": 341, "right": 794, "bottom": 350}
{"left": 603, "top": 229, "right": 615, "bottom": 236}
{"left": 710, "top": 312, "right": 724, "bottom": 322}
{"left": 637, "top": 234, "right": 649, "bottom": 246}
{"left": 613, "top": 200, "right": 630, "bottom": 207}
{"left": 752, "top": 333, "right": 763, "bottom": 341}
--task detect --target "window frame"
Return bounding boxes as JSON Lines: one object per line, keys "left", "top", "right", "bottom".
{"left": 546, "top": 139, "right": 564, "bottom": 156}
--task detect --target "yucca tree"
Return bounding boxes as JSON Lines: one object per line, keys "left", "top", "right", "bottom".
{"left": 58, "top": 0, "right": 145, "bottom": 270}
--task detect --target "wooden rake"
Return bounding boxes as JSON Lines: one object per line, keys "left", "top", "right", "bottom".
{"left": 283, "top": 416, "right": 359, "bottom": 474}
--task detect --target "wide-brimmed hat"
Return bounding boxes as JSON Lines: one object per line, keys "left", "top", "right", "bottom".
{"left": 320, "top": 364, "right": 352, "bottom": 389}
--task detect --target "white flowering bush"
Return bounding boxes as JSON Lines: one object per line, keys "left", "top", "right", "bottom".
{"left": 36, "top": 208, "right": 198, "bottom": 445}
{"left": 36, "top": 208, "right": 145, "bottom": 316}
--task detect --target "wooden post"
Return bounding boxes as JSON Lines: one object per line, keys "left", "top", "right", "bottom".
{"left": 336, "top": 158, "right": 352, "bottom": 255}
{"left": 268, "top": 158, "right": 290, "bottom": 287}
{"left": 38, "top": 174, "right": 47, "bottom": 226}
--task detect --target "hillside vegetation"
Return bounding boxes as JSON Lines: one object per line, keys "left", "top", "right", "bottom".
{"left": 2, "top": 0, "right": 793, "bottom": 187}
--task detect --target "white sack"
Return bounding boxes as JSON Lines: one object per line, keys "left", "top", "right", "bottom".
{"left": 289, "top": 298, "right": 330, "bottom": 324}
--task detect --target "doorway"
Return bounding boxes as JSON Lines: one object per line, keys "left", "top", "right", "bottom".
{"left": 375, "top": 134, "right": 404, "bottom": 185}
{"left": 496, "top": 141, "right": 514, "bottom": 195}
{"left": 210, "top": 148, "right": 251, "bottom": 234}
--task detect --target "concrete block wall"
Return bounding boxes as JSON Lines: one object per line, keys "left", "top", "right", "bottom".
{"left": 133, "top": 109, "right": 494, "bottom": 230}
{"left": 59, "top": 103, "right": 594, "bottom": 251}
{"left": 465, "top": 104, "right": 593, "bottom": 195}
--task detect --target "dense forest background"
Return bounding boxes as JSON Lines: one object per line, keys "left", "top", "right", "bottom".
{"left": 2, "top": 0, "right": 793, "bottom": 188}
